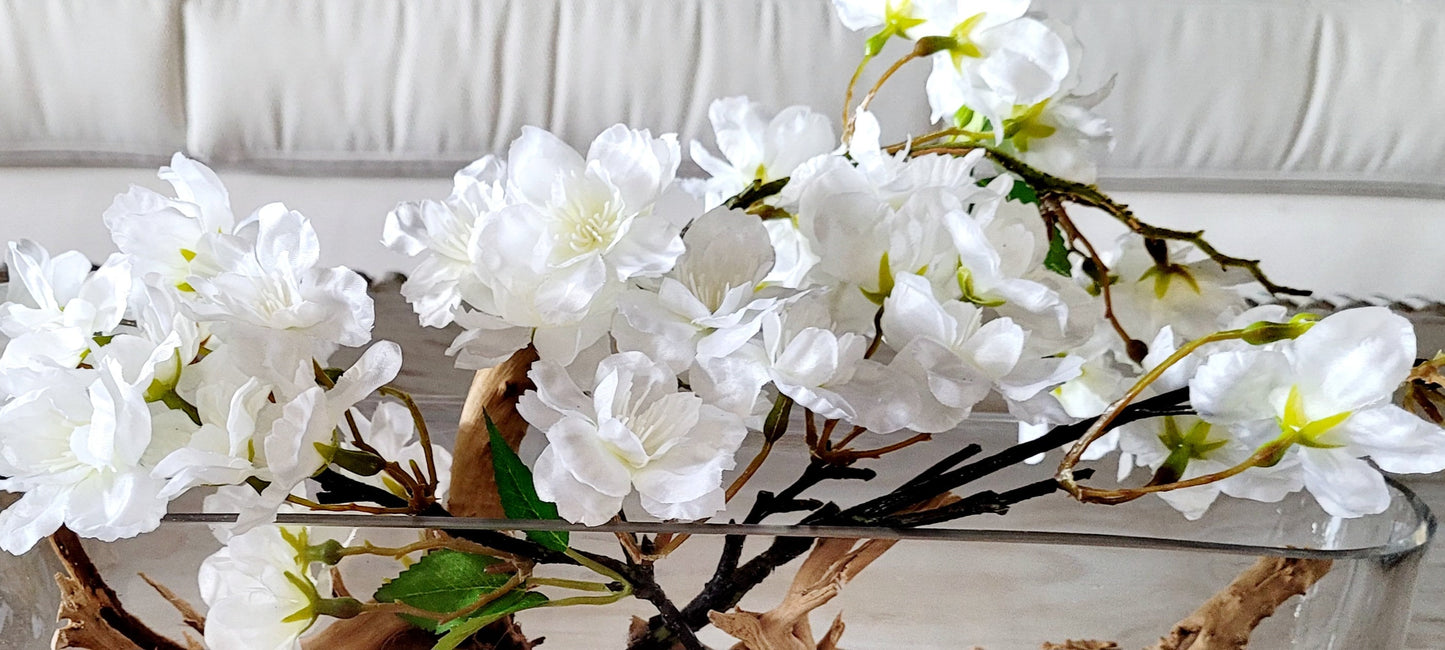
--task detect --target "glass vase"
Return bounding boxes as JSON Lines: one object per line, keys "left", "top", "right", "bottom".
{"left": 1, "top": 403, "right": 1434, "bottom": 649}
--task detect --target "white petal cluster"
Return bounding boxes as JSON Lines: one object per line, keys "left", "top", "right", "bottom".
{"left": 830, "top": 0, "right": 1113, "bottom": 182}
{"left": 685, "top": 97, "right": 836, "bottom": 209}
{"left": 0, "top": 155, "right": 396, "bottom": 551}
{"left": 387, "top": 125, "right": 692, "bottom": 368}
{"left": 519, "top": 352, "right": 748, "bottom": 525}
{"left": 199, "top": 524, "right": 322, "bottom": 650}
{"left": 1188, "top": 307, "right": 1445, "bottom": 518}
{"left": 383, "top": 106, "right": 1107, "bottom": 523}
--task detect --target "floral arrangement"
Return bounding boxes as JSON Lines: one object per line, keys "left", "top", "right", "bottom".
{"left": 2, "top": 0, "right": 1444, "bottom": 649}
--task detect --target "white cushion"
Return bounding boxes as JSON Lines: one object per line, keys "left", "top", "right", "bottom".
{"left": 182, "top": 0, "right": 929, "bottom": 174}
{"left": 1039, "top": 0, "right": 1445, "bottom": 196}
{"left": 0, "top": 0, "right": 185, "bottom": 163}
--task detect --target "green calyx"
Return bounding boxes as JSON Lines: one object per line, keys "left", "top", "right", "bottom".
{"left": 306, "top": 538, "right": 346, "bottom": 566}
{"left": 1240, "top": 313, "right": 1318, "bottom": 345}
{"left": 1138, "top": 263, "right": 1201, "bottom": 299}
{"left": 1003, "top": 100, "right": 1057, "bottom": 153}
{"left": 948, "top": 13, "right": 988, "bottom": 67}
{"left": 330, "top": 447, "right": 389, "bottom": 477}
{"left": 860, "top": 253, "right": 895, "bottom": 305}
{"left": 1156, "top": 416, "right": 1227, "bottom": 480}
{"left": 1277, "top": 385, "right": 1349, "bottom": 449}
{"left": 956, "top": 266, "right": 1004, "bottom": 307}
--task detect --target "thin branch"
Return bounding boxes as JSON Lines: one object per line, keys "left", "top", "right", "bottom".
{"left": 1042, "top": 196, "right": 1143, "bottom": 362}
{"left": 822, "top": 432, "right": 932, "bottom": 463}
{"left": 379, "top": 385, "right": 440, "bottom": 489}
{"left": 139, "top": 573, "right": 206, "bottom": 635}
{"left": 909, "top": 144, "right": 1310, "bottom": 297}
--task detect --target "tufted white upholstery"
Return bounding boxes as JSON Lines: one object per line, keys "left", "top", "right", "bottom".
{"left": 0, "top": 0, "right": 185, "bottom": 163}
{"left": 1, "top": 0, "right": 1442, "bottom": 298}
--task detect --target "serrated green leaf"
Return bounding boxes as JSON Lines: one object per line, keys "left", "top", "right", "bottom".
{"left": 487, "top": 413, "right": 569, "bottom": 551}
{"left": 373, "top": 549, "right": 510, "bottom": 632}
{"left": 433, "top": 591, "right": 550, "bottom": 650}
{"left": 1043, "top": 226, "right": 1071, "bottom": 277}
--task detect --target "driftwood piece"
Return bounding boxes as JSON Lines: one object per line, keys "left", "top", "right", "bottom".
{"left": 1148, "top": 556, "right": 1333, "bottom": 650}
{"left": 709, "top": 536, "right": 895, "bottom": 650}
{"left": 448, "top": 346, "right": 539, "bottom": 518}
{"left": 1041, "top": 641, "right": 1119, "bottom": 649}
{"left": 711, "top": 494, "right": 958, "bottom": 650}
{"left": 50, "top": 527, "right": 190, "bottom": 650}
{"left": 300, "top": 609, "right": 537, "bottom": 650}
{"left": 140, "top": 572, "right": 207, "bottom": 635}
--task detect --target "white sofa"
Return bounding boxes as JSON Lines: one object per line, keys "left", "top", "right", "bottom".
{"left": 2, "top": 0, "right": 1444, "bottom": 300}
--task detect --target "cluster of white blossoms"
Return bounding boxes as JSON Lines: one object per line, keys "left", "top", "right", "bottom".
{"left": 835, "top": 0, "right": 1112, "bottom": 182}
{"left": 3, "top": 2, "right": 1445, "bottom": 647}
{"left": 374, "top": 0, "right": 1445, "bottom": 528}
{"left": 0, "top": 156, "right": 452, "bottom": 644}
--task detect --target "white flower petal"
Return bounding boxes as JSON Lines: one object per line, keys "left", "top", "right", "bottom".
{"left": 1338, "top": 405, "right": 1445, "bottom": 474}
{"left": 1300, "top": 448, "right": 1390, "bottom": 518}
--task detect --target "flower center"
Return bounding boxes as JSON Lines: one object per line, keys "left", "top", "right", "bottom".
{"left": 1278, "top": 385, "right": 1350, "bottom": 448}
{"left": 557, "top": 197, "right": 626, "bottom": 258}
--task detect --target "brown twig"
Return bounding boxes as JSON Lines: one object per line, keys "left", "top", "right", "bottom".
{"left": 1040, "top": 196, "right": 1143, "bottom": 362}
{"left": 821, "top": 432, "right": 932, "bottom": 463}
{"left": 907, "top": 144, "right": 1309, "bottom": 298}
{"left": 378, "top": 385, "right": 440, "bottom": 489}
{"left": 50, "top": 527, "right": 189, "bottom": 650}
{"left": 139, "top": 572, "right": 207, "bottom": 635}
{"left": 844, "top": 51, "right": 920, "bottom": 143}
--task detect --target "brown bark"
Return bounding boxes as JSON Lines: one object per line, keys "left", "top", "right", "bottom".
{"left": 139, "top": 573, "right": 206, "bottom": 636}
{"left": 711, "top": 493, "right": 959, "bottom": 650}
{"left": 50, "top": 527, "right": 191, "bottom": 650}
{"left": 300, "top": 610, "right": 536, "bottom": 650}
{"left": 1148, "top": 556, "right": 1333, "bottom": 650}
{"left": 447, "top": 346, "right": 539, "bottom": 518}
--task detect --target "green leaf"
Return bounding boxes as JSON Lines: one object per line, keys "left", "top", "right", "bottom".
{"left": 488, "top": 413, "right": 570, "bottom": 551}
{"left": 374, "top": 549, "right": 511, "bottom": 632}
{"left": 433, "top": 591, "right": 550, "bottom": 650}
{"left": 1043, "top": 226, "right": 1071, "bottom": 277}
{"left": 1007, "top": 179, "right": 1038, "bottom": 204}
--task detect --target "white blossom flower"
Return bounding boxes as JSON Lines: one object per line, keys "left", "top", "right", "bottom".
{"left": 444, "top": 125, "right": 696, "bottom": 368}
{"left": 922, "top": 2, "right": 1072, "bottom": 130}
{"left": 504, "top": 124, "right": 686, "bottom": 286}
{"left": 199, "top": 524, "right": 320, "bottom": 650}
{"left": 1115, "top": 327, "right": 1301, "bottom": 519}
{"left": 239, "top": 341, "right": 404, "bottom": 533}
{"left": 1102, "top": 236, "right": 1254, "bottom": 344}
{"left": 382, "top": 157, "right": 507, "bottom": 328}
{"left": 186, "top": 204, "right": 374, "bottom": 382}
{"left": 1190, "top": 307, "right": 1445, "bottom": 517}
{"left": 945, "top": 204, "right": 1065, "bottom": 324}
{"left": 0, "top": 241, "right": 131, "bottom": 371}
{"left": 991, "top": 82, "right": 1113, "bottom": 183}
{"left": 686, "top": 97, "right": 835, "bottom": 209}
{"left": 0, "top": 357, "right": 171, "bottom": 553}
{"left": 756, "top": 296, "right": 870, "bottom": 422}
{"left": 518, "top": 351, "right": 748, "bottom": 525}
{"left": 883, "top": 272, "right": 1075, "bottom": 432}
{"left": 785, "top": 118, "right": 998, "bottom": 327}
{"left": 102, "top": 153, "right": 235, "bottom": 290}
{"left": 613, "top": 206, "right": 783, "bottom": 373}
